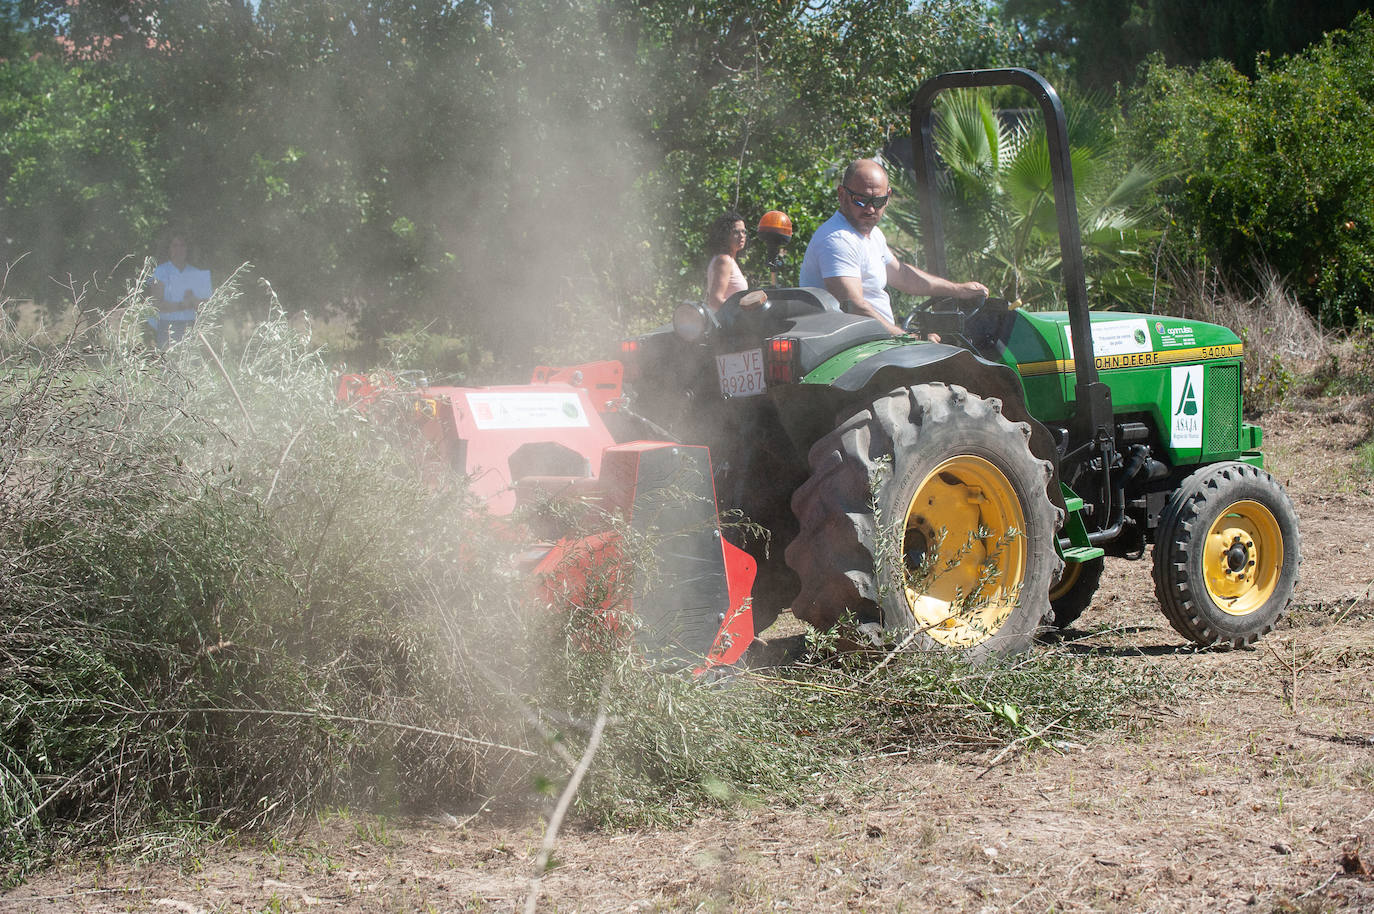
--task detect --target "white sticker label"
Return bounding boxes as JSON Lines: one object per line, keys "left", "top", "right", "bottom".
{"left": 1154, "top": 320, "right": 1196, "bottom": 349}
{"left": 1064, "top": 318, "right": 1152, "bottom": 358}
{"left": 465, "top": 391, "right": 590, "bottom": 430}
{"left": 1170, "top": 365, "right": 1204, "bottom": 448}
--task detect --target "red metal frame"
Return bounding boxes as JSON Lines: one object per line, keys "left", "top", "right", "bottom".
{"left": 530, "top": 360, "right": 624, "bottom": 413}
{"left": 336, "top": 363, "right": 757, "bottom": 669}
{"left": 699, "top": 540, "right": 758, "bottom": 669}
{"left": 433, "top": 383, "right": 614, "bottom": 515}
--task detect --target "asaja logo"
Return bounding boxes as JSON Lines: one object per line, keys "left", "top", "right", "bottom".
{"left": 1134, "top": 328, "right": 1148, "bottom": 346}
{"left": 1171, "top": 365, "right": 1204, "bottom": 448}
{"left": 562, "top": 401, "right": 579, "bottom": 419}
{"left": 1175, "top": 372, "right": 1199, "bottom": 416}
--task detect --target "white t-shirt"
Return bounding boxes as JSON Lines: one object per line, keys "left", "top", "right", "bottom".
{"left": 152, "top": 261, "right": 212, "bottom": 310}
{"left": 798, "top": 211, "right": 895, "bottom": 321}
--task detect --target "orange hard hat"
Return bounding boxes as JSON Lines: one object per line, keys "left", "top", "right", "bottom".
{"left": 757, "top": 210, "right": 793, "bottom": 240}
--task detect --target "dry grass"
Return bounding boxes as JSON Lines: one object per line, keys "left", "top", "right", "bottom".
{"left": 0, "top": 278, "right": 569, "bottom": 879}
{"left": 1162, "top": 259, "right": 1330, "bottom": 410}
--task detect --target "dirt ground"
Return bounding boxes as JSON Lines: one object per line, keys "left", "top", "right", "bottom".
{"left": 6, "top": 398, "right": 1374, "bottom": 914}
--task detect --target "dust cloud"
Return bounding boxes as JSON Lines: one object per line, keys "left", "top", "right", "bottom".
{"left": 6, "top": 7, "right": 673, "bottom": 371}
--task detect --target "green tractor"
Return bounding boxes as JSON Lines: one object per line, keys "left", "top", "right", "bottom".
{"left": 617, "top": 68, "right": 1300, "bottom": 659}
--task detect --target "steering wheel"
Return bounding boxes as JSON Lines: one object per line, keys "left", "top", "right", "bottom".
{"left": 946, "top": 293, "right": 989, "bottom": 313}
{"left": 902, "top": 293, "right": 988, "bottom": 333}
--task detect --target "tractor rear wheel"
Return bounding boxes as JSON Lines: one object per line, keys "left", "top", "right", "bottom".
{"left": 785, "top": 383, "right": 1060, "bottom": 660}
{"left": 1152, "top": 462, "right": 1300, "bottom": 648}
{"left": 1048, "top": 557, "right": 1104, "bottom": 629}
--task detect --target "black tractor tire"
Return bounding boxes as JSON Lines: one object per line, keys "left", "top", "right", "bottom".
{"left": 1152, "top": 461, "right": 1301, "bottom": 649}
{"left": 1048, "top": 557, "right": 1104, "bottom": 629}
{"left": 785, "top": 383, "right": 1061, "bottom": 661}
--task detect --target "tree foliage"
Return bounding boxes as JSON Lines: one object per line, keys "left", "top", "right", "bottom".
{"left": 885, "top": 87, "right": 1165, "bottom": 312}
{"left": 1, "top": 0, "right": 1008, "bottom": 360}
{"left": 1128, "top": 14, "right": 1374, "bottom": 328}
{"left": 996, "top": 0, "right": 1371, "bottom": 92}
{"left": 0, "top": 45, "right": 165, "bottom": 291}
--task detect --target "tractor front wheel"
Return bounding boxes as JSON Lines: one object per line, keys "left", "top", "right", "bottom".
{"left": 786, "top": 383, "right": 1060, "bottom": 661}
{"left": 1152, "top": 462, "right": 1300, "bottom": 648}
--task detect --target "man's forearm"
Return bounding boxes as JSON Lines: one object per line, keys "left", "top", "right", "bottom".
{"left": 889, "top": 261, "right": 986, "bottom": 299}
{"left": 822, "top": 276, "right": 904, "bottom": 335}
{"left": 848, "top": 297, "right": 904, "bottom": 335}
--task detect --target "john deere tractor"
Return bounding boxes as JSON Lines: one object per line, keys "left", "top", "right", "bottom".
{"left": 617, "top": 68, "right": 1300, "bottom": 659}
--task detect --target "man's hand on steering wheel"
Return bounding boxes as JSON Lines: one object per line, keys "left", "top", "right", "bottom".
{"left": 953, "top": 280, "right": 989, "bottom": 300}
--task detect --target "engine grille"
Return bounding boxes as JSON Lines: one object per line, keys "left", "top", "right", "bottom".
{"left": 1205, "top": 364, "right": 1241, "bottom": 453}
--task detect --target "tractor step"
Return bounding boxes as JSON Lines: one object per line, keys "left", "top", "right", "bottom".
{"left": 1062, "top": 545, "right": 1105, "bottom": 562}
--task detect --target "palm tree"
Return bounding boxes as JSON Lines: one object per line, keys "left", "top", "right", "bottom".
{"left": 885, "top": 89, "right": 1167, "bottom": 312}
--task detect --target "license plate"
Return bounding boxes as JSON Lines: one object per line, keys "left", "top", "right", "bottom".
{"left": 716, "top": 348, "right": 766, "bottom": 398}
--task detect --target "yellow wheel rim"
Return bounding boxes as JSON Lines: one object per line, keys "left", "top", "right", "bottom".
{"left": 1048, "top": 560, "right": 1082, "bottom": 602}
{"left": 1202, "top": 500, "right": 1283, "bottom": 616}
{"left": 901, "top": 455, "right": 1027, "bottom": 647}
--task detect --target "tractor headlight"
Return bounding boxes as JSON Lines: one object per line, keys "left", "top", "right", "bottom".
{"left": 673, "top": 301, "right": 713, "bottom": 343}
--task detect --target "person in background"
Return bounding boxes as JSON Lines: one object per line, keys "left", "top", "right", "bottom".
{"left": 704, "top": 211, "right": 749, "bottom": 311}
{"left": 799, "top": 158, "right": 985, "bottom": 336}
{"left": 147, "top": 233, "right": 212, "bottom": 348}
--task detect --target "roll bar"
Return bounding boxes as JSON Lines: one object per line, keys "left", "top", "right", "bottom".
{"left": 910, "top": 68, "right": 1113, "bottom": 451}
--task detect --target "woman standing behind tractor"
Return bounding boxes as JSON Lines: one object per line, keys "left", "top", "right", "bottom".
{"left": 704, "top": 212, "right": 749, "bottom": 311}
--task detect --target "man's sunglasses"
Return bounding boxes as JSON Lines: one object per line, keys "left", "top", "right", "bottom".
{"left": 842, "top": 186, "right": 891, "bottom": 210}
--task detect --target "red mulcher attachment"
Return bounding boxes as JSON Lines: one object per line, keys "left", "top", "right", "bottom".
{"left": 529, "top": 441, "right": 757, "bottom": 671}
{"left": 336, "top": 363, "right": 756, "bottom": 670}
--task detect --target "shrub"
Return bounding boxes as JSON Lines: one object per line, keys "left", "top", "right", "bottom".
{"left": 1343, "top": 311, "right": 1374, "bottom": 392}
{"left": 1161, "top": 257, "right": 1328, "bottom": 411}
{"left": 0, "top": 279, "right": 551, "bottom": 877}
{"left": 887, "top": 88, "right": 1168, "bottom": 314}
{"left": 1129, "top": 14, "right": 1374, "bottom": 330}
{"left": 376, "top": 326, "right": 494, "bottom": 384}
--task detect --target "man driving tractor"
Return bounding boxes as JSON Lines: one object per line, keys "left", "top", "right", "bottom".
{"left": 799, "top": 158, "right": 987, "bottom": 336}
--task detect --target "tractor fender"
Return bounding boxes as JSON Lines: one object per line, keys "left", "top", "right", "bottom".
{"left": 831, "top": 343, "right": 1064, "bottom": 513}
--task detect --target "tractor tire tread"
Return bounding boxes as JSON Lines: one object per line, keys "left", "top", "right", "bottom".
{"left": 1152, "top": 462, "right": 1301, "bottom": 649}
{"left": 785, "top": 382, "right": 1060, "bottom": 659}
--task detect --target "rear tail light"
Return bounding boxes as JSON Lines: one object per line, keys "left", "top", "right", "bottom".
{"left": 764, "top": 337, "right": 801, "bottom": 384}
{"left": 620, "top": 339, "right": 641, "bottom": 381}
